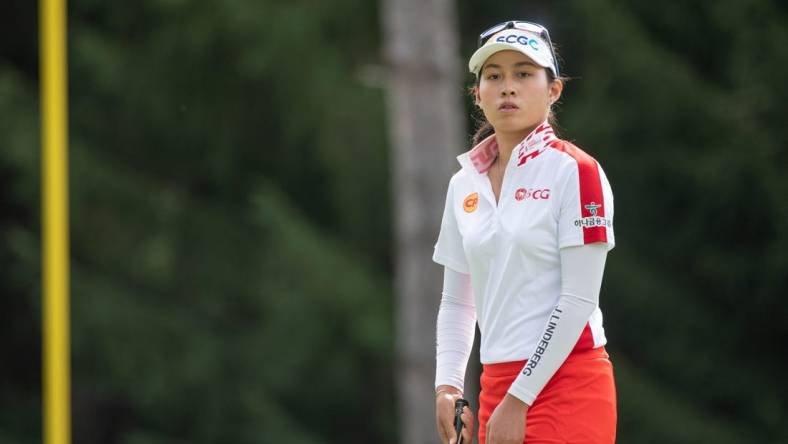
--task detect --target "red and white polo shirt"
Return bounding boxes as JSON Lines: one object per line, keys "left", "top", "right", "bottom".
{"left": 433, "top": 121, "right": 614, "bottom": 364}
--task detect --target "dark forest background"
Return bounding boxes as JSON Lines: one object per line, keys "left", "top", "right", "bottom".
{"left": 1, "top": 0, "right": 786, "bottom": 443}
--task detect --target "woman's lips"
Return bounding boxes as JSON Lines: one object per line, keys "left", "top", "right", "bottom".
{"left": 499, "top": 102, "right": 520, "bottom": 112}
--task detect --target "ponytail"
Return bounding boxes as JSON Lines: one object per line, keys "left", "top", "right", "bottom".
{"left": 471, "top": 121, "right": 495, "bottom": 146}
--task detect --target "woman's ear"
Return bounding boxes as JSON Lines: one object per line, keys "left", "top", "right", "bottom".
{"left": 473, "top": 86, "right": 481, "bottom": 107}
{"left": 549, "top": 78, "right": 564, "bottom": 104}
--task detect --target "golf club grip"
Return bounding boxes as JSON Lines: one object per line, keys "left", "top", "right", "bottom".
{"left": 454, "top": 398, "right": 469, "bottom": 444}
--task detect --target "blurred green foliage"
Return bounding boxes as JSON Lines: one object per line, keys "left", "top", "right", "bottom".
{"left": 1, "top": 0, "right": 786, "bottom": 443}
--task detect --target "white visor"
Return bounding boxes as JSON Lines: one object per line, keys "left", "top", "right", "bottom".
{"left": 468, "top": 29, "right": 557, "bottom": 78}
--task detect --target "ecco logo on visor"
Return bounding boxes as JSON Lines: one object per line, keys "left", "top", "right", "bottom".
{"left": 463, "top": 192, "right": 479, "bottom": 213}
{"left": 495, "top": 34, "right": 540, "bottom": 50}
{"left": 515, "top": 188, "right": 550, "bottom": 201}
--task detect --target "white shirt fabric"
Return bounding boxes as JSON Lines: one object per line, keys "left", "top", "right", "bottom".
{"left": 433, "top": 121, "right": 615, "bottom": 402}
{"left": 435, "top": 244, "right": 606, "bottom": 403}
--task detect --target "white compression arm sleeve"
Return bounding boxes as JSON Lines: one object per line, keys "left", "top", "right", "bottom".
{"left": 435, "top": 266, "right": 477, "bottom": 392}
{"left": 507, "top": 243, "right": 608, "bottom": 405}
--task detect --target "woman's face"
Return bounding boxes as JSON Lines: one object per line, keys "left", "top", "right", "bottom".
{"left": 476, "top": 50, "right": 562, "bottom": 136}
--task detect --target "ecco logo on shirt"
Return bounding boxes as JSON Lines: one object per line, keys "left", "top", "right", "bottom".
{"left": 514, "top": 188, "right": 550, "bottom": 201}
{"left": 463, "top": 192, "right": 479, "bottom": 213}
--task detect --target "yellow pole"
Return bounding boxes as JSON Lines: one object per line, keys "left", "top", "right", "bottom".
{"left": 40, "top": 0, "right": 71, "bottom": 442}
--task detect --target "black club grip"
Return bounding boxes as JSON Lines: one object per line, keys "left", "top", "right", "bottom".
{"left": 454, "top": 398, "right": 469, "bottom": 444}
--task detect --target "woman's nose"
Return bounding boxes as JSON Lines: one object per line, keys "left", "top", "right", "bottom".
{"left": 500, "top": 81, "right": 516, "bottom": 96}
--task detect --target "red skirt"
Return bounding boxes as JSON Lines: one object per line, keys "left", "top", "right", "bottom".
{"left": 478, "top": 347, "right": 617, "bottom": 444}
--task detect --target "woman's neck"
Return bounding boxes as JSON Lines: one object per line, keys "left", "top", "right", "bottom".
{"left": 494, "top": 123, "right": 539, "bottom": 165}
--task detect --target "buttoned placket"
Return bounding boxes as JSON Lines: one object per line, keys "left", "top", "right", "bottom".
{"left": 485, "top": 147, "right": 521, "bottom": 212}
{"left": 498, "top": 151, "right": 520, "bottom": 206}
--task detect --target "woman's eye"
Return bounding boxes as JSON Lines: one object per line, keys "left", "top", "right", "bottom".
{"left": 486, "top": 73, "right": 500, "bottom": 80}
{"left": 518, "top": 72, "right": 531, "bottom": 78}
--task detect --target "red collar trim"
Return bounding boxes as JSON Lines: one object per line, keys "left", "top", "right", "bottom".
{"left": 461, "top": 121, "right": 557, "bottom": 173}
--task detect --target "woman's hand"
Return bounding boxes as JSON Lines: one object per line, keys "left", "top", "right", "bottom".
{"left": 435, "top": 385, "right": 475, "bottom": 444}
{"left": 485, "top": 393, "right": 529, "bottom": 444}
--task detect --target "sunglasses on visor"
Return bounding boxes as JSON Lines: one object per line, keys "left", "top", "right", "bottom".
{"left": 477, "top": 20, "right": 559, "bottom": 76}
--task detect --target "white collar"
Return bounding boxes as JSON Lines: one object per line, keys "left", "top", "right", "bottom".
{"left": 457, "top": 120, "right": 558, "bottom": 174}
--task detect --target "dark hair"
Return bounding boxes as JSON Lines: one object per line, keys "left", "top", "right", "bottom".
{"left": 468, "top": 54, "right": 570, "bottom": 147}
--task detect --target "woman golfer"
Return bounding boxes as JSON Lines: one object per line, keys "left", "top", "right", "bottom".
{"left": 433, "top": 20, "right": 617, "bottom": 444}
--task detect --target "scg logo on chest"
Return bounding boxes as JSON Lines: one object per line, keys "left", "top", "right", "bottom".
{"left": 514, "top": 187, "right": 550, "bottom": 201}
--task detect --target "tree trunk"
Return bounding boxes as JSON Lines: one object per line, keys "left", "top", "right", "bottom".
{"left": 380, "top": 0, "right": 471, "bottom": 442}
